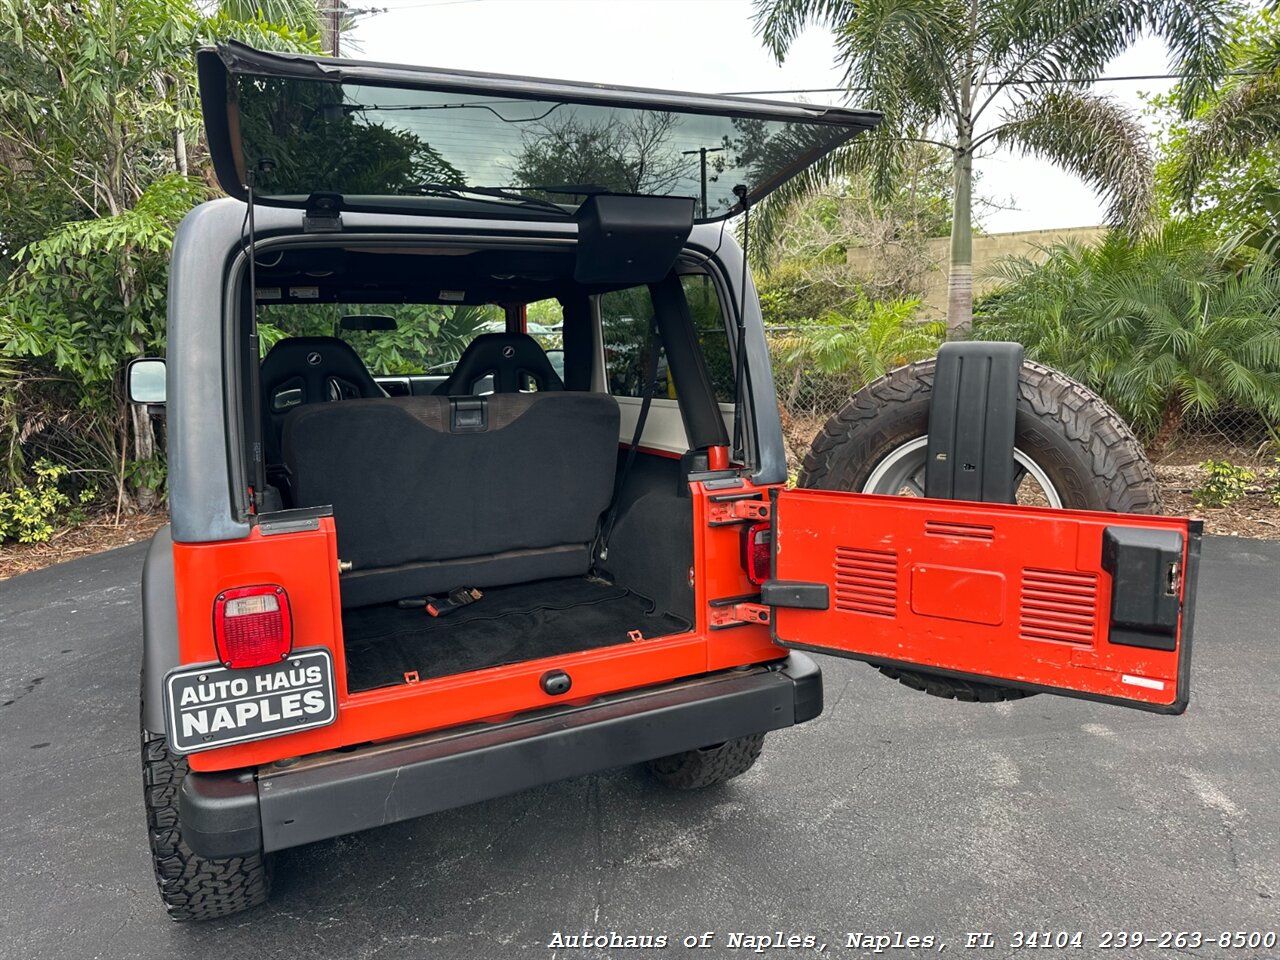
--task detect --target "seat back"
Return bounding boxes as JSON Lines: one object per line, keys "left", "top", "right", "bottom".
{"left": 260, "top": 336, "right": 386, "bottom": 464}
{"left": 282, "top": 392, "right": 620, "bottom": 606}
{"left": 435, "top": 333, "right": 564, "bottom": 395}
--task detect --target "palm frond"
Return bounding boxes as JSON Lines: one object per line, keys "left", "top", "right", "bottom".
{"left": 1172, "top": 74, "right": 1280, "bottom": 202}
{"left": 831, "top": 0, "right": 966, "bottom": 126}
{"left": 747, "top": 126, "right": 913, "bottom": 266}
{"left": 217, "top": 0, "right": 322, "bottom": 35}
{"left": 752, "top": 0, "right": 858, "bottom": 61}
{"left": 1152, "top": 0, "right": 1236, "bottom": 115}
{"left": 992, "top": 89, "right": 1154, "bottom": 231}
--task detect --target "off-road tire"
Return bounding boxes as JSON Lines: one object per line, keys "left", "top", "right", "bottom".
{"left": 141, "top": 725, "right": 271, "bottom": 921}
{"left": 646, "top": 734, "right": 766, "bottom": 789}
{"left": 799, "top": 357, "right": 1159, "bottom": 703}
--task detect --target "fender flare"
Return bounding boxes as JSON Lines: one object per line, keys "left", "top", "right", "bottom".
{"left": 141, "top": 525, "right": 180, "bottom": 734}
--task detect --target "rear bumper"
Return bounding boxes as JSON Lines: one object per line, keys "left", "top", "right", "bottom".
{"left": 180, "top": 653, "right": 822, "bottom": 858}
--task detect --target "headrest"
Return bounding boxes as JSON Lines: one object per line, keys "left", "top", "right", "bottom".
{"left": 436, "top": 332, "right": 565, "bottom": 395}
{"left": 260, "top": 336, "right": 383, "bottom": 403}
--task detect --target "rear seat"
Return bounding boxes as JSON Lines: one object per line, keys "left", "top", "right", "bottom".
{"left": 282, "top": 392, "right": 620, "bottom": 608}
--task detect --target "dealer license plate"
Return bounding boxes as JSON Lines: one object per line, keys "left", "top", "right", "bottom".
{"left": 164, "top": 648, "right": 336, "bottom": 754}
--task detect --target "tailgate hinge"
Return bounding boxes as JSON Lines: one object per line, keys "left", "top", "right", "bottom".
{"left": 707, "top": 497, "right": 771, "bottom": 526}
{"left": 708, "top": 598, "right": 771, "bottom": 630}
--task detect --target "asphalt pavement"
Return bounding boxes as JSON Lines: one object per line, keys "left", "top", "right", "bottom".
{"left": 1, "top": 536, "right": 1277, "bottom": 960}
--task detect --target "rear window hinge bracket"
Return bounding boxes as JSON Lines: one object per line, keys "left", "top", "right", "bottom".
{"left": 303, "top": 192, "right": 344, "bottom": 233}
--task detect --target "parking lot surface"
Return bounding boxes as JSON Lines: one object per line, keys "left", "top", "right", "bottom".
{"left": 1, "top": 536, "right": 1277, "bottom": 959}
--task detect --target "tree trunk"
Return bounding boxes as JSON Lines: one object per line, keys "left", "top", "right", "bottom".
{"left": 1149, "top": 401, "right": 1185, "bottom": 457}
{"left": 947, "top": 2, "right": 978, "bottom": 341}
{"left": 131, "top": 401, "right": 158, "bottom": 512}
{"left": 785, "top": 363, "right": 804, "bottom": 407}
{"left": 947, "top": 142, "right": 974, "bottom": 340}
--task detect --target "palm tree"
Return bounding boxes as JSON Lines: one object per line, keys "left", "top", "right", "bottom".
{"left": 752, "top": 0, "right": 1233, "bottom": 338}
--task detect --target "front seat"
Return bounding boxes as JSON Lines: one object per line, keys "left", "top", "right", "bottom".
{"left": 435, "top": 333, "right": 565, "bottom": 395}
{"left": 260, "top": 336, "right": 386, "bottom": 466}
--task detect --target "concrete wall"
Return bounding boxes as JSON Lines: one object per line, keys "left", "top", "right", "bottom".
{"left": 846, "top": 225, "right": 1107, "bottom": 318}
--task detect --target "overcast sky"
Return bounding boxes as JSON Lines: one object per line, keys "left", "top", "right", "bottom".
{"left": 348, "top": 0, "right": 1176, "bottom": 233}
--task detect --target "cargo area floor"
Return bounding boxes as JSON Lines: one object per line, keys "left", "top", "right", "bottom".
{"left": 342, "top": 577, "right": 691, "bottom": 693}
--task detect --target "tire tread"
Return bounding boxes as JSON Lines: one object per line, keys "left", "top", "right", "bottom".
{"left": 141, "top": 728, "right": 270, "bottom": 921}
{"left": 646, "top": 734, "right": 766, "bottom": 790}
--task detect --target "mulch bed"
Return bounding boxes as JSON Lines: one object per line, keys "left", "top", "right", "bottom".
{"left": 1155, "top": 465, "right": 1279, "bottom": 541}
{"left": 0, "top": 511, "right": 169, "bottom": 580}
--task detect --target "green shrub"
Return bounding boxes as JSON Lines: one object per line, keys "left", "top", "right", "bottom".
{"left": 976, "top": 223, "right": 1280, "bottom": 441}
{"left": 1192, "top": 459, "right": 1256, "bottom": 507}
{"left": 770, "top": 295, "right": 939, "bottom": 414}
{"left": 0, "top": 460, "right": 75, "bottom": 544}
{"left": 1267, "top": 448, "right": 1280, "bottom": 506}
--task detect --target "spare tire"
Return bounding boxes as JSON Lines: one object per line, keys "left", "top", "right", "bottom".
{"left": 798, "top": 357, "right": 1158, "bottom": 702}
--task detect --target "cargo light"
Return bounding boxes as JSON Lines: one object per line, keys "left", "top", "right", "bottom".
{"left": 740, "top": 521, "right": 772, "bottom": 586}
{"left": 214, "top": 585, "right": 293, "bottom": 669}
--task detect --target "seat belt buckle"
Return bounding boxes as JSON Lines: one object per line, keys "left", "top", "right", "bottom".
{"left": 426, "top": 587, "right": 483, "bottom": 617}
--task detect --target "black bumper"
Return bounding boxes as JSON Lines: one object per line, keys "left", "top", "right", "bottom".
{"left": 180, "top": 653, "right": 823, "bottom": 859}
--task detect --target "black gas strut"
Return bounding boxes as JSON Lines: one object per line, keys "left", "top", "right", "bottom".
{"left": 731, "top": 184, "right": 753, "bottom": 466}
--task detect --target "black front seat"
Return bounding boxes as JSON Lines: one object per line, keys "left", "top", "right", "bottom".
{"left": 260, "top": 336, "right": 385, "bottom": 466}
{"left": 435, "top": 333, "right": 564, "bottom": 395}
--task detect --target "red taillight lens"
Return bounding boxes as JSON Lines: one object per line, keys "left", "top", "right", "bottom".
{"left": 740, "top": 521, "right": 772, "bottom": 586}
{"left": 214, "top": 585, "right": 292, "bottom": 669}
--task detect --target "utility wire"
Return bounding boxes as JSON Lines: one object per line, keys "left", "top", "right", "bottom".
{"left": 722, "top": 69, "right": 1267, "bottom": 96}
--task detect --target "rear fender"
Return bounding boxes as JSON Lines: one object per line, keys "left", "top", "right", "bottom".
{"left": 141, "top": 525, "right": 180, "bottom": 734}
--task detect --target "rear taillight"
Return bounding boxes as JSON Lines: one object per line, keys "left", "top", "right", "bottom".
{"left": 214, "top": 585, "right": 292, "bottom": 669}
{"left": 740, "top": 521, "right": 772, "bottom": 586}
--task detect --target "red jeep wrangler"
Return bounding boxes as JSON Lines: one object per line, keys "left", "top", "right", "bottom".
{"left": 129, "top": 42, "right": 1200, "bottom": 920}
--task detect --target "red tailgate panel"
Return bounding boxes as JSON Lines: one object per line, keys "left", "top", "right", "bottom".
{"left": 772, "top": 490, "right": 1199, "bottom": 712}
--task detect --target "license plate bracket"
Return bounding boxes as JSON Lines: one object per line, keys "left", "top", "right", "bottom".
{"left": 164, "top": 648, "right": 336, "bottom": 754}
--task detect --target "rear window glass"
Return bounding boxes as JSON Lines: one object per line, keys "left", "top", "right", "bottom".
{"left": 681, "top": 275, "right": 734, "bottom": 404}
{"left": 601, "top": 287, "right": 670, "bottom": 399}
{"left": 525, "top": 299, "right": 565, "bottom": 381}
{"left": 230, "top": 72, "right": 865, "bottom": 221}
{"left": 601, "top": 279, "right": 733, "bottom": 402}
{"left": 256, "top": 302, "right": 504, "bottom": 375}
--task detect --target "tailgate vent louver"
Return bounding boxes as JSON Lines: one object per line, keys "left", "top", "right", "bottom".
{"left": 924, "top": 519, "right": 995, "bottom": 542}
{"left": 1019, "top": 568, "right": 1098, "bottom": 645}
{"left": 834, "top": 547, "right": 898, "bottom": 617}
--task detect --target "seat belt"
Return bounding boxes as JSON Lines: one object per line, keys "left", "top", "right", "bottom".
{"left": 595, "top": 317, "right": 661, "bottom": 566}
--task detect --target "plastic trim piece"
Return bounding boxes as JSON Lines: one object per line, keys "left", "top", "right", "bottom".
{"left": 257, "top": 504, "right": 333, "bottom": 536}
{"left": 178, "top": 772, "right": 262, "bottom": 860}
{"left": 924, "top": 341, "right": 1024, "bottom": 503}
{"left": 141, "top": 526, "right": 180, "bottom": 734}
{"left": 761, "top": 580, "right": 830, "bottom": 610}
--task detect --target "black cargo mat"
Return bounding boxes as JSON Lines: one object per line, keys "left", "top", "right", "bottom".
{"left": 342, "top": 577, "right": 691, "bottom": 692}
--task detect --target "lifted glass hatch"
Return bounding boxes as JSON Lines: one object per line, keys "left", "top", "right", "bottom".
{"left": 197, "top": 42, "right": 881, "bottom": 221}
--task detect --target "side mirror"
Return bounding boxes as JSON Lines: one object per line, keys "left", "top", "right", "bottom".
{"left": 127, "top": 358, "right": 167, "bottom": 404}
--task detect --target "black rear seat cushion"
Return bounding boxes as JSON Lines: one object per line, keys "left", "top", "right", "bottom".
{"left": 282, "top": 392, "right": 620, "bottom": 606}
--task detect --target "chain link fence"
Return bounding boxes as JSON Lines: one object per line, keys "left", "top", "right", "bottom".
{"left": 765, "top": 327, "right": 871, "bottom": 479}
{"left": 765, "top": 326, "right": 1277, "bottom": 484}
